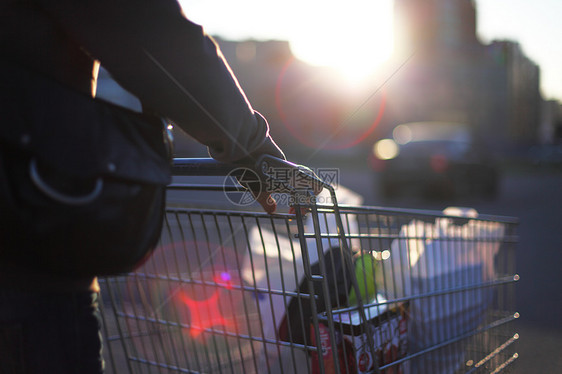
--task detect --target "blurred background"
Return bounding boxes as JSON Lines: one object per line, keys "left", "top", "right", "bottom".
{"left": 97, "top": 0, "right": 562, "bottom": 371}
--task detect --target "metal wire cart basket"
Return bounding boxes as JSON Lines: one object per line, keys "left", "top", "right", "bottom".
{"left": 99, "top": 156, "right": 519, "bottom": 374}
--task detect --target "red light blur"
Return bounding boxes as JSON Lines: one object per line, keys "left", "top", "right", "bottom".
{"left": 177, "top": 289, "right": 235, "bottom": 338}
{"left": 430, "top": 154, "right": 448, "bottom": 173}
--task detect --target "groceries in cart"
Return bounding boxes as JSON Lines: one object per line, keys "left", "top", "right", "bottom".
{"left": 241, "top": 186, "right": 409, "bottom": 373}
{"left": 242, "top": 184, "right": 511, "bottom": 373}
{"left": 279, "top": 249, "right": 409, "bottom": 374}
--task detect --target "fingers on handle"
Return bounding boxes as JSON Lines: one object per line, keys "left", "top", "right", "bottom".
{"left": 254, "top": 192, "right": 277, "bottom": 214}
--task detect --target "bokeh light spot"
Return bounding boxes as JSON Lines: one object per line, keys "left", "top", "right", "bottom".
{"left": 374, "top": 139, "right": 399, "bottom": 160}
{"left": 393, "top": 124, "right": 413, "bottom": 144}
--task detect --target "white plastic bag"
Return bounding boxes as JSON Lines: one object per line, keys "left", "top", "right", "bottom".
{"left": 383, "top": 207, "right": 506, "bottom": 373}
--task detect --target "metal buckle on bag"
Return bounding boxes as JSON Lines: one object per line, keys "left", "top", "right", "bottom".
{"left": 29, "top": 158, "right": 103, "bottom": 205}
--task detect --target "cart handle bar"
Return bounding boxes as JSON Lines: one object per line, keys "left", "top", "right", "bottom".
{"left": 172, "top": 155, "right": 327, "bottom": 193}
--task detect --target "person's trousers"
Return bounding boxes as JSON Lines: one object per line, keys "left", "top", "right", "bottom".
{"left": 0, "top": 288, "right": 103, "bottom": 374}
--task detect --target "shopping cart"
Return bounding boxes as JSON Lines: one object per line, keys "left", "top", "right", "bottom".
{"left": 99, "top": 156, "right": 519, "bottom": 374}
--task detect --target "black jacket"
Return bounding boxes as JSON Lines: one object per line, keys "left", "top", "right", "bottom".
{"left": 0, "top": 0, "right": 284, "bottom": 162}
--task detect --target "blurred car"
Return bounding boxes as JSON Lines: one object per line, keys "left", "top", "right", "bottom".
{"left": 372, "top": 121, "right": 499, "bottom": 199}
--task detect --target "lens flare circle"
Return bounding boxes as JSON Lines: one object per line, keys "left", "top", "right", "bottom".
{"left": 275, "top": 58, "right": 387, "bottom": 150}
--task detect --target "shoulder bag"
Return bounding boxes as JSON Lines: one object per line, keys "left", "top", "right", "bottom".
{"left": 0, "top": 63, "right": 172, "bottom": 277}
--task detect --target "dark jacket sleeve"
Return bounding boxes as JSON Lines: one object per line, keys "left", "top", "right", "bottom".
{"left": 31, "top": 0, "right": 284, "bottom": 163}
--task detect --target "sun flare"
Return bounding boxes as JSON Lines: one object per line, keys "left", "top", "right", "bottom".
{"left": 288, "top": 0, "right": 394, "bottom": 83}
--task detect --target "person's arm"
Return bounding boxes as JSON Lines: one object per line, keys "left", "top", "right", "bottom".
{"left": 32, "top": 0, "right": 284, "bottom": 212}
{"left": 32, "top": 0, "right": 284, "bottom": 164}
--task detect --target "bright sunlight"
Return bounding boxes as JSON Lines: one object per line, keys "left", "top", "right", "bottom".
{"left": 287, "top": 0, "right": 394, "bottom": 83}
{"left": 182, "top": 0, "right": 394, "bottom": 83}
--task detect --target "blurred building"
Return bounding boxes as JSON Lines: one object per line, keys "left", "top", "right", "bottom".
{"left": 485, "top": 41, "right": 541, "bottom": 145}
{"left": 393, "top": 0, "right": 479, "bottom": 55}
{"left": 541, "top": 100, "right": 562, "bottom": 143}
{"left": 389, "top": 0, "right": 542, "bottom": 151}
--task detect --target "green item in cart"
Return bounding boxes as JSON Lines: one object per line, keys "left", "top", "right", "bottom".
{"left": 348, "top": 253, "right": 378, "bottom": 306}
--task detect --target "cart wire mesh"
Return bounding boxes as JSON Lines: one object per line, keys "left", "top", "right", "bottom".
{"left": 99, "top": 158, "right": 519, "bottom": 374}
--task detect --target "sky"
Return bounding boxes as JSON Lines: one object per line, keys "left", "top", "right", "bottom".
{"left": 180, "top": 0, "right": 562, "bottom": 101}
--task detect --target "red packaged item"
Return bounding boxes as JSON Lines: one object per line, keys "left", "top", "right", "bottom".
{"left": 311, "top": 301, "right": 409, "bottom": 374}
